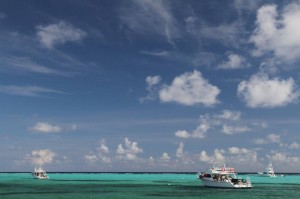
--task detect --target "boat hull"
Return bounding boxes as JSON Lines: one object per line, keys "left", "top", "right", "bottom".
{"left": 201, "top": 179, "right": 252, "bottom": 189}
{"left": 32, "top": 174, "right": 49, "bottom": 179}
{"left": 259, "top": 174, "right": 276, "bottom": 177}
{"left": 32, "top": 173, "right": 49, "bottom": 179}
{"left": 33, "top": 176, "right": 49, "bottom": 179}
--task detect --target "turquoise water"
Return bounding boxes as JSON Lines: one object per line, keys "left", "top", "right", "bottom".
{"left": 0, "top": 173, "right": 299, "bottom": 198}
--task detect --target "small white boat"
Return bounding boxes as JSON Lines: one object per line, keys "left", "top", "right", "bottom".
{"left": 32, "top": 166, "right": 49, "bottom": 179}
{"left": 258, "top": 162, "right": 276, "bottom": 177}
{"left": 198, "top": 165, "right": 252, "bottom": 189}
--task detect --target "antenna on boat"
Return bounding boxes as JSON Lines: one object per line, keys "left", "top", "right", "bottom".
{"left": 210, "top": 159, "right": 215, "bottom": 169}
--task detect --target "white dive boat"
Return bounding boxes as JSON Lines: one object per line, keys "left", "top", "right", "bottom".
{"left": 32, "top": 166, "right": 49, "bottom": 179}
{"left": 258, "top": 162, "right": 276, "bottom": 177}
{"left": 198, "top": 165, "right": 252, "bottom": 189}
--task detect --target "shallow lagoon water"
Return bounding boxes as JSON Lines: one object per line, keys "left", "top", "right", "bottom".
{"left": 0, "top": 173, "right": 299, "bottom": 199}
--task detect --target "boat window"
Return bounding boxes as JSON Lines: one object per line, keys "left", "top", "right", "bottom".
{"left": 204, "top": 174, "right": 211, "bottom": 178}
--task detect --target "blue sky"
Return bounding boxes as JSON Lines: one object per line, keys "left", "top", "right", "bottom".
{"left": 1, "top": 0, "right": 300, "bottom": 172}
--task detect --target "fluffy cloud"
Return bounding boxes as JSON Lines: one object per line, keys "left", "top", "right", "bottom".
{"left": 253, "top": 133, "right": 281, "bottom": 144}
{"left": 228, "top": 148, "right": 258, "bottom": 164}
{"left": 238, "top": 73, "right": 299, "bottom": 108}
{"left": 160, "top": 152, "right": 170, "bottom": 162}
{"left": 250, "top": 3, "right": 300, "bottom": 61}
{"left": 221, "top": 124, "right": 250, "bottom": 135}
{"left": 85, "top": 153, "right": 98, "bottom": 163}
{"left": 289, "top": 142, "right": 300, "bottom": 149}
{"left": 98, "top": 143, "right": 110, "bottom": 154}
{"left": 142, "top": 71, "right": 220, "bottom": 106}
{"left": 83, "top": 138, "right": 192, "bottom": 167}
{"left": 175, "top": 109, "right": 250, "bottom": 139}
{"left": 116, "top": 138, "right": 143, "bottom": 161}
{"left": 190, "top": 116, "right": 211, "bottom": 138}
{"left": 175, "top": 114, "right": 210, "bottom": 139}
{"left": 29, "top": 122, "right": 77, "bottom": 133}
{"left": 162, "top": 142, "right": 194, "bottom": 167}
{"left": 199, "top": 147, "right": 257, "bottom": 167}
{"left": 97, "top": 140, "right": 111, "bottom": 164}
{"left": 84, "top": 140, "right": 112, "bottom": 164}
{"left": 176, "top": 142, "right": 184, "bottom": 158}
{"left": 267, "top": 134, "right": 281, "bottom": 143}
{"left": 268, "top": 152, "right": 299, "bottom": 165}
{"left": 140, "top": 75, "right": 161, "bottom": 102}
{"left": 146, "top": 76, "right": 161, "bottom": 87}
{"left": 228, "top": 147, "right": 250, "bottom": 155}
{"left": 264, "top": 152, "right": 300, "bottom": 172}
{"left": 218, "top": 53, "right": 250, "bottom": 69}
{"left": 36, "top": 21, "right": 86, "bottom": 49}
{"left": 30, "top": 122, "right": 62, "bottom": 133}
{"left": 159, "top": 70, "right": 220, "bottom": 106}
{"left": 174, "top": 130, "right": 191, "bottom": 139}
{"left": 217, "top": 109, "right": 241, "bottom": 121}
{"left": 199, "top": 149, "right": 225, "bottom": 163}
{"left": 26, "top": 149, "right": 56, "bottom": 165}
{"left": 199, "top": 151, "right": 211, "bottom": 162}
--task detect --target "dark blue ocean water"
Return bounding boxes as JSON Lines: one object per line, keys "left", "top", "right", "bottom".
{"left": 0, "top": 173, "right": 299, "bottom": 198}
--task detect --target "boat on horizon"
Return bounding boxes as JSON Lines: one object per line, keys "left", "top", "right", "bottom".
{"left": 198, "top": 165, "right": 252, "bottom": 189}
{"left": 258, "top": 162, "right": 276, "bottom": 177}
{"left": 32, "top": 166, "right": 49, "bottom": 179}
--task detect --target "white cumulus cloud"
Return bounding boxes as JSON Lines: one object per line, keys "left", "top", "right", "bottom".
{"left": 199, "top": 149, "right": 225, "bottom": 163}
{"left": 228, "top": 147, "right": 249, "bottom": 155}
{"left": 199, "top": 151, "right": 211, "bottom": 163}
{"left": 222, "top": 124, "right": 250, "bottom": 135}
{"left": 253, "top": 133, "right": 281, "bottom": 145}
{"left": 267, "top": 152, "right": 300, "bottom": 166}
{"left": 238, "top": 73, "right": 299, "bottom": 108}
{"left": 85, "top": 140, "right": 111, "bottom": 164}
{"left": 146, "top": 76, "right": 161, "bottom": 87}
{"left": 218, "top": 53, "right": 250, "bottom": 69}
{"left": 176, "top": 142, "right": 185, "bottom": 158}
{"left": 26, "top": 149, "right": 56, "bottom": 166}
{"left": 140, "top": 75, "right": 161, "bottom": 102}
{"left": 116, "top": 138, "right": 143, "bottom": 161}
{"left": 175, "top": 109, "right": 250, "bottom": 139}
{"left": 250, "top": 2, "right": 300, "bottom": 61}
{"left": 289, "top": 142, "right": 300, "bottom": 149}
{"left": 98, "top": 143, "right": 109, "bottom": 154}
{"left": 85, "top": 153, "right": 98, "bottom": 163}
{"left": 190, "top": 116, "right": 211, "bottom": 138}
{"left": 174, "top": 130, "right": 191, "bottom": 138}
{"left": 199, "top": 147, "right": 258, "bottom": 167}
{"left": 36, "top": 21, "right": 86, "bottom": 49}
{"left": 175, "top": 115, "right": 210, "bottom": 139}
{"left": 160, "top": 152, "right": 170, "bottom": 162}
{"left": 30, "top": 122, "right": 62, "bottom": 133}
{"left": 217, "top": 109, "right": 241, "bottom": 121}
{"left": 159, "top": 70, "right": 220, "bottom": 106}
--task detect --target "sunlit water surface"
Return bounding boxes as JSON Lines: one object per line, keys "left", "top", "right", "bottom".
{"left": 0, "top": 173, "right": 299, "bottom": 199}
